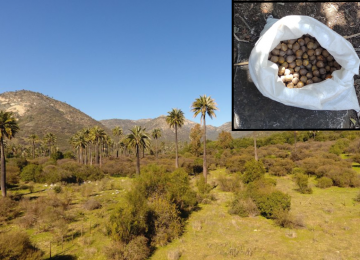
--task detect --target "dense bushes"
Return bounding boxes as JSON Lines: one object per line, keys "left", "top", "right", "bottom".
{"left": 109, "top": 165, "right": 197, "bottom": 259}
{"left": 242, "top": 160, "right": 265, "bottom": 184}
{"left": 0, "top": 230, "right": 43, "bottom": 260}
{"left": 294, "top": 173, "right": 312, "bottom": 194}
{"left": 317, "top": 177, "right": 333, "bottom": 188}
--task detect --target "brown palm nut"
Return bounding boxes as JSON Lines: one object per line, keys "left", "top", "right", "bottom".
{"left": 307, "top": 41, "right": 314, "bottom": 49}
{"left": 286, "top": 49, "right": 294, "bottom": 55}
{"left": 311, "top": 65, "right": 318, "bottom": 71}
{"left": 317, "top": 55, "right": 325, "bottom": 61}
{"left": 292, "top": 77, "right": 299, "bottom": 84}
{"left": 278, "top": 56, "right": 285, "bottom": 64}
{"left": 300, "top": 76, "right": 307, "bottom": 83}
{"left": 287, "top": 83, "right": 295, "bottom": 88}
{"left": 302, "top": 59, "right": 309, "bottom": 66}
{"left": 306, "top": 72, "right": 313, "bottom": 78}
{"left": 304, "top": 37, "right": 311, "bottom": 44}
{"left": 295, "top": 50, "right": 303, "bottom": 58}
{"left": 313, "top": 42, "right": 319, "bottom": 49}
{"left": 282, "top": 62, "right": 289, "bottom": 68}
{"left": 315, "top": 48, "right": 323, "bottom": 56}
{"left": 284, "top": 69, "right": 291, "bottom": 76}
{"left": 301, "top": 46, "right": 307, "bottom": 52}
{"left": 279, "top": 50, "right": 286, "bottom": 56}
{"left": 281, "top": 43, "right": 288, "bottom": 51}
{"left": 319, "top": 68, "right": 326, "bottom": 74}
{"left": 307, "top": 49, "right": 315, "bottom": 56}
{"left": 322, "top": 50, "right": 330, "bottom": 57}
{"left": 327, "top": 55, "right": 334, "bottom": 61}
{"left": 297, "top": 81, "right": 305, "bottom": 88}
{"left": 312, "top": 77, "right": 321, "bottom": 83}
{"left": 311, "top": 59, "right": 317, "bottom": 65}
{"left": 271, "top": 56, "right": 279, "bottom": 63}
{"left": 321, "top": 74, "right": 326, "bottom": 79}
{"left": 299, "top": 68, "right": 307, "bottom": 76}
{"left": 287, "top": 43, "right": 293, "bottom": 49}
{"left": 289, "top": 68, "right": 295, "bottom": 74}
{"left": 316, "top": 61, "right": 324, "bottom": 68}
{"left": 289, "top": 62, "right": 296, "bottom": 68}
{"left": 285, "top": 74, "right": 293, "bottom": 82}
{"left": 288, "top": 39, "right": 297, "bottom": 44}
{"left": 275, "top": 43, "right": 282, "bottom": 49}
{"left": 309, "top": 55, "right": 316, "bottom": 61}
{"left": 286, "top": 55, "right": 296, "bottom": 63}
{"left": 306, "top": 63, "right": 312, "bottom": 70}
{"left": 278, "top": 66, "right": 286, "bottom": 75}
{"left": 292, "top": 42, "right": 300, "bottom": 51}
{"left": 293, "top": 72, "right": 300, "bottom": 78}
{"left": 328, "top": 61, "right": 334, "bottom": 66}
{"left": 325, "top": 65, "right": 330, "bottom": 72}
{"left": 306, "top": 79, "right": 314, "bottom": 85}
{"left": 296, "top": 59, "right": 303, "bottom": 66}
{"left": 302, "top": 53, "right": 309, "bottom": 59}
{"left": 298, "top": 39, "right": 305, "bottom": 46}
{"left": 294, "top": 67, "right": 301, "bottom": 72}
{"left": 300, "top": 65, "right": 305, "bottom": 69}
{"left": 272, "top": 49, "right": 280, "bottom": 55}
{"left": 313, "top": 70, "right": 320, "bottom": 77}
{"left": 330, "top": 67, "right": 336, "bottom": 73}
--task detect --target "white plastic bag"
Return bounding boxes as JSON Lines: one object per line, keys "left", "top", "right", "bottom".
{"left": 248, "top": 15, "right": 360, "bottom": 111}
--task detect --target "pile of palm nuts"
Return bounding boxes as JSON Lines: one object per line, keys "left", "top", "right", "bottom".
{"left": 268, "top": 34, "right": 341, "bottom": 88}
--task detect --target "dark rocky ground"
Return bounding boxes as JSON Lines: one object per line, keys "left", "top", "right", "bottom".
{"left": 233, "top": 2, "right": 360, "bottom": 129}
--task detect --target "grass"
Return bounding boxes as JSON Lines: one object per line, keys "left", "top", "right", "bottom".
{"left": 150, "top": 170, "right": 360, "bottom": 260}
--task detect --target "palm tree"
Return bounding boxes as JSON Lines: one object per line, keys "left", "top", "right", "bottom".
{"left": 152, "top": 128, "right": 162, "bottom": 159}
{"left": 191, "top": 95, "right": 218, "bottom": 183}
{"left": 254, "top": 132, "right": 258, "bottom": 161}
{"left": 0, "top": 111, "right": 19, "bottom": 197}
{"left": 125, "top": 126, "right": 150, "bottom": 175}
{"left": 28, "top": 134, "right": 38, "bottom": 159}
{"left": 166, "top": 108, "right": 185, "bottom": 168}
{"left": 90, "top": 126, "right": 106, "bottom": 165}
{"left": 44, "top": 133, "right": 56, "bottom": 157}
{"left": 112, "top": 126, "right": 123, "bottom": 158}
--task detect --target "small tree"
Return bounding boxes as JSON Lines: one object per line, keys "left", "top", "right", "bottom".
{"left": 242, "top": 159, "right": 265, "bottom": 184}
{"left": 294, "top": 173, "right": 312, "bottom": 194}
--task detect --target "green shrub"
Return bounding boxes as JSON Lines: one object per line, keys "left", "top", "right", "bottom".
{"left": 51, "top": 151, "right": 64, "bottom": 161}
{"left": 0, "top": 197, "right": 19, "bottom": 223}
{"left": 317, "top": 177, "right": 333, "bottom": 189}
{"left": 0, "top": 230, "right": 43, "bottom": 260}
{"left": 273, "top": 209, "right": 305, "bottom": 229}
{"left": 106, "top": 236, "right": 150, "bottom": 260}
{"left": 325, "top": 168, "right": 359, "bottom": 187}
{"left": 196, "top": 175, "right": 212, "bottom": 195}
{"left": 217, "top": 174, "right": 242, "bottom": 192}
{"left": 149, "top": 196, "right": 182, "bottom": 247}
{"left": 294, "top": 173, "right": 312, "bottom": 194}
{"left": 329, "top": 138, "right": 350, "bottom": 155}
{"left": 228, "top": 197, "right": 259, "bottom": 217}
{"left": 63, "top": 151, "right": 75, "bottom": 159}
{"left": 255, "top": 190, "right": 291, "bottom": 218}
{"left": 16, "top": 158, "right": 28, "bottom": 171}
{"left": 53, "top": 186, "right": 62, "bottom": 193}
{"left": 20, "top": 164, "right": 42, "bottom": 182}
{"left": 354, "top": 191, "right": 360, "bottom": 202}
{"left": 83, "top": 198, "right": 102, "bottom": 210}
{"left": 242, "top": 159, "right": 265, "bottom": 184}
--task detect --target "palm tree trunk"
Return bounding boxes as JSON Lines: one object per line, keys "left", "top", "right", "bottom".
{"left": 156, "top": 139, "right": 158, "bottom": 159}
{"left": 203, "top": 116, "right": 207, "bottom": 183}
{"left": 96, "top": 141, "right": 99, "bottom": 164}
{"left": 254, "top": 133, "right": 258, "bottom": 161}
{"left": 100, "top": 142, "right": 102, "bottom": 168}
{"left": 84, "top": 146, "right": 87, "bottom": 165}
{"left": 1, "top": 137, "right": 6, "bottom": 197}
{"left": 175, "top": 124, "right": 179, "bottom": 168}
{"left": 32, "top": 140, "right": 35, "bottom": 159}
{"left": 136, "top": 145, "right": 140, "bottom": 175}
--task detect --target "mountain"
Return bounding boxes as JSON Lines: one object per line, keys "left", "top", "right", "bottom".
{"left": 0, "top": 90, "right": 108, "bottom": 151}
{"left": 100, "top": 117, "right": 253, "bottom": 142}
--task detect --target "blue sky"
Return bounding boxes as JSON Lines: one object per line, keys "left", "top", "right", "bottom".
{"left": 0, "top": 1, "right": 230, "bottom": 127}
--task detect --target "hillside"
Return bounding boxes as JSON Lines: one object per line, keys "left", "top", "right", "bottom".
{"left": 0, "top": 90, "right": 108, "bottom": 151}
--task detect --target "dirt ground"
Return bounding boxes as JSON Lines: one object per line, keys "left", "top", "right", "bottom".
{"left": 233, "top": 2, "right": 360, "bottom": 123}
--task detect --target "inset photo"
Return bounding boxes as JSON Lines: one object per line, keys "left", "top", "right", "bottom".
{"left": 233, "top": 2, "right": 360, "bottom": 129}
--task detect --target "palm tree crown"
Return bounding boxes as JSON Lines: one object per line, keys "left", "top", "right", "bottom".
{"left": 126, "top": 126, "right": 151, "bottom": 175}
